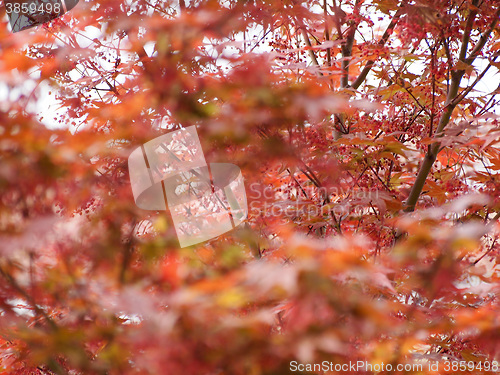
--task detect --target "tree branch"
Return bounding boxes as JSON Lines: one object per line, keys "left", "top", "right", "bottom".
{"left": 331, "top": 0, "right": 344, "bottom": 39}
{"left": 324, "top": 0, "right": 332, "bottom": 67}
{"left": 300, "top": 28, "right": 323, "bottom": 76}
{"left": 404, "top": 6, "right": 500, "bottom": 212}
{"left": 350, "top": 0, "right": 407, "bottom": 90}
{"left": 458, "top": 0, "right": 480, "bottom": 62}
{"left": 340, "top": 0, "right": 362, "bottom": 88}
{"left": 450, "top": 57, "right": 496, "bottom": 107}
{"left": 0, "top": 264, "right": 58, "bottom": 331}
{"left": 464, "top": 7, "right": 500, "bottom": 65}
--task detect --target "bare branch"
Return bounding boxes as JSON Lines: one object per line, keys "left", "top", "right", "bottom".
{"left": 331, "top": 0, "right": 344, "bottom": 40}
{"left": 340, "top": 0, "right": 362, "bottom": 88}
{"left": 324, "top": 0, "right": 332, "bottom": 67}
{"left": 458, "top": 0, "right": 480, "bottom": 62}
{"left": 350, "top": 0, "right": 407, "bottom": 90}
{"left": 300, "top": 28, "right": 324, "bottom": 76}
{"left": 0, "top": 264, "right": 58, "bottom": 331}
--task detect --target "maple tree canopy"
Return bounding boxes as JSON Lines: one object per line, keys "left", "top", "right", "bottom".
{"left": 1, "top": 0, "right": 500, "bottom": 374}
